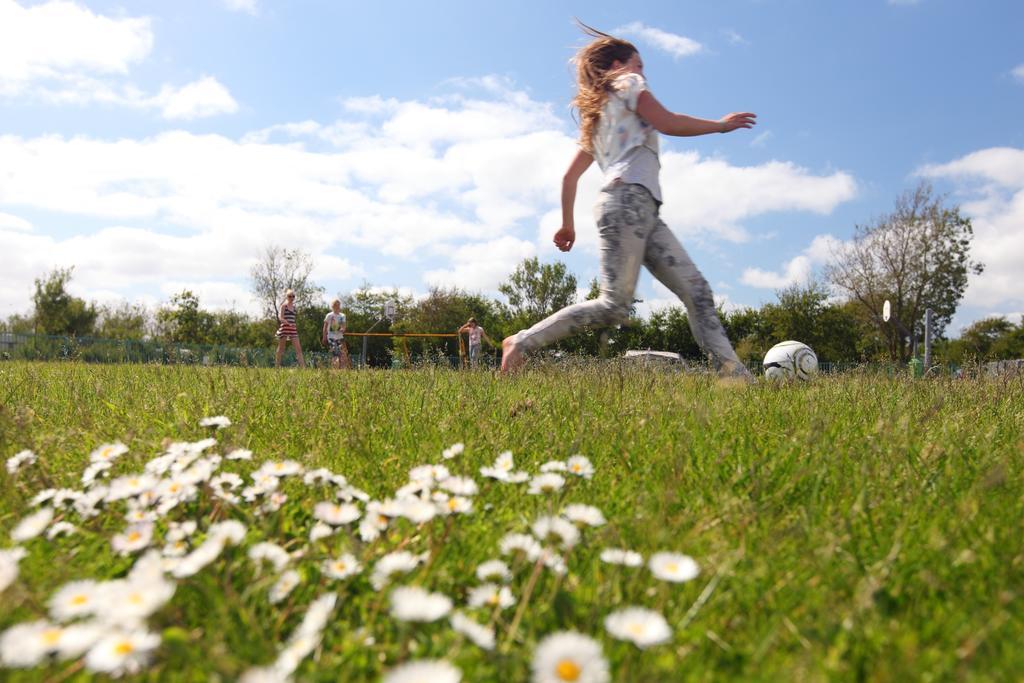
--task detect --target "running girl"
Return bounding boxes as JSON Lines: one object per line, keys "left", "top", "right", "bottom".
{"left": 501, "top": 24, "right": 755, "bottom": 379}
{"left": 275, "top": 289, "right": 306, "bottom": 368}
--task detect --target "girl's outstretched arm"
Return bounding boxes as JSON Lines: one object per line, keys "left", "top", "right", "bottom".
{"left": 555, "top": 149, "right": 594, "bottom": 252}
{"left": 636, "top": 90, "right": 756, "bottom": 137}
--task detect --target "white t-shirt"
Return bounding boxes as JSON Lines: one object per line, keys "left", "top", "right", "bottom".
{"left": 324, "top": 311, "right": 346, "bottom": 340}
{"left": 467, "top": 326, "right": 483, "bottom": 346}
{"left": 592, "top": 73, "right": 662, "bottom": 202}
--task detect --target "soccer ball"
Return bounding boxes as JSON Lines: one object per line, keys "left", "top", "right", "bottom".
{"left": 763, "top": 341, "right": 818, "bottom": 381}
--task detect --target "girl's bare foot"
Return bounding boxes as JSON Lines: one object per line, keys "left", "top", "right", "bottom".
{"left": 501, "top": 336, "right": 526, "bottom": 374}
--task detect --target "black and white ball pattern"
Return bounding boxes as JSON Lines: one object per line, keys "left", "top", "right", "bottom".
{"left": 763, "top": 341, "right": 818, "bottom": 381}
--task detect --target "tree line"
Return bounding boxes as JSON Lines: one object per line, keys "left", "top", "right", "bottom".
{"left": 3, "top": 182, "right": 1016, "bottom": 366}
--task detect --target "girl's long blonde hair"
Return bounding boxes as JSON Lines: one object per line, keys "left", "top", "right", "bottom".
{"left": 571, "top": 22, "right": 638, "bottom": 153}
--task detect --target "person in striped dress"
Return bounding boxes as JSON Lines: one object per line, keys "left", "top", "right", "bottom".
{"left": 275, "top": 289, "right": 306, "bottom": 368}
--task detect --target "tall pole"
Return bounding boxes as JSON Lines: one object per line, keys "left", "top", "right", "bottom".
{"left": 923, "top": 307, "right": 933, "bottom": 373}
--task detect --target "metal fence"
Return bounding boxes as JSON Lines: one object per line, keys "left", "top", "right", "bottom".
{"left": 0, "top": 331, "right": 975, "bottom": 375}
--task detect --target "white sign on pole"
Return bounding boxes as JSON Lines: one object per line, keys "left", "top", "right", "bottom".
{"left": 882, "top": 300, "right": 891, "bottom": 322}
{"left": 384, "top": 301, "right": 396, "bottom": 321}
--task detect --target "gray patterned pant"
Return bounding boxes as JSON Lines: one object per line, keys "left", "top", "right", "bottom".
{"left": 512, "top": 183, "right": 749, "bottom": 375}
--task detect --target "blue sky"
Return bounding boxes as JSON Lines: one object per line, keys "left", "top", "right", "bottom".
{"left": 1, "top": 0, "right": 1022, "bottom": 335}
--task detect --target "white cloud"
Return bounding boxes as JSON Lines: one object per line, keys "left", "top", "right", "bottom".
{"left": 740, "top": 235, "right": 842, "bottom": 289}
{"left": 424, "top": 237, "right": 536, "bottom": 292}
{"left": 616, "top": 22, "right": 703, "bottom": 59}
{"left": 920, "top": 147, "right": 1024, "bottom": 314}
{"left": 1013, "top": 64, "right": 1024, "bottom": 83}
{"left": 750, "top": 130, "right": 773, "bottom": 148}
{"left": 0, "top": 212, "right": 32, "bottom": 232}
{"left": 155, "top": 76, "right": 238, "bottom": 120}
{"left": 0, "top": 0, "right": 153, "bottom": 95}
{"left": 658, "top": 153, "right": 857, "bottom": 242}
{"left": 722, "top": 29, "right": 748, "bottom": 46}
{"left": 0, "top": 1, "right": 237, "bottom": 119}
{"left": 222, "top": 0, "right": 257, "bottom": 15}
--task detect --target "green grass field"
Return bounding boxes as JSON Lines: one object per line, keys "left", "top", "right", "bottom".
{"left": 1, "top": 361, "right": 1022, "bottom": 682}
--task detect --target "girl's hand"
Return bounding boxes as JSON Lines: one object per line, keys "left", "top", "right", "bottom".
{"left": 553, "top": 226, "right": 576, "bottom": 252}
{"left": 718, "top": 112, "right": 757, "bottom": 133}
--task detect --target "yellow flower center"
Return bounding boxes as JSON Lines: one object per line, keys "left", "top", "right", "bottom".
{"left": 666, "top": 562, "right": 678, "bottom": 573}
{"left": 334, "top": 562, "right": 346, "bottom": 572}
{"left": 114, "top": 640, "right": 135, "bottom": 656}
{"left": 447, "top": 499, "right": 459, "bottom": 511}
{"left": 571, "top": 464, "right": 581, "bottom": 472}
{"left": 71, "top": 594, "right": 89, "bottom": 606}
{"left": 555, "top": 659, "right": 582, "bottom": 681}
{"left": 102, "top": 448, "right": 113, "bottom": 458}
{"left": 628, "top": 623, "right": 646, "bottom": 636}
{"left": 128, "top": 592, "right": 144, "bottom": 605}
{"left": 42, "top": 629, "right": 63, "bottom": 646}
{"left": 127, "top": 531, "right": 142, "bottom": 542}
{"left": 487, "top": 593, "right": 499, "bottom": 605}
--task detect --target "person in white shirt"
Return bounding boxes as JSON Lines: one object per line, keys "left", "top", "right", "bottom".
{"left": 501, "top": 23, "right": 755, "bottom": 381}
{"left": 458, "top": 317, "right": 495, "bottom": 367}
{"left": 321, "top": 298, "right": 350, "bottom": 369}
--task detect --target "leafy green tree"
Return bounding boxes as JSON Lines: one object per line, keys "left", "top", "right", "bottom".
{"left": 943, "top": 317, "right": 1024, "bottom": 364}
{"left": 826, "top": 182, "right": 983, "bottom": 361}
{"left": 156, "top": 291, "right": 214, "bottom": 344}
{"left": 32, "top": 267, "right": 97, "bottom": 336}
{"left": 249, "top": 246, "right": 325, "bottom": 320}
{"left": 498, "top": 257, "right": 577, "bottom": 330}
{"left": 96, "top": 302, "right": 151, "bottom": 340}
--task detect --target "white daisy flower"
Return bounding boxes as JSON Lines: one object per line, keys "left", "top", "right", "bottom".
{"left": 11, "top": 507, "right": 54, "bottom": 542}
{"left": 313, "top": 501, "right": 361, "bottom": 526}
{"left": 531, "top": 515, "right": 580, "bottom": 549}
{"left": 370, "top": 551, "right": 423, "bottom": 590}
{"left": 262, "top": 491, "right": 288, "bottom": 513}
{"left": 225, "top": 448, "right": 253, "bottom": 461}
{"left": 185, "top": 437, "right": 217, "bottom": 453}
{"left": 499, "top": 533, "right": 542, "bottom": 561}
{"left": 249, "top": 543, "right": 291, "bottom": 573}
{"left": 162, "top": 540, "right": 189, "bottom": 557}
{"left": 107, "top": 474, "right": 158, "bottom": 502}
{"left": 30, "top": 489, "right": 57, "bottom": 506}
{"left": 52, "top": 488, "right": 83, "bottom": 508}
{"left": 166, "top": 520, "right": 197, "bottom": 543}
{"left": 259, "top": 460, "right": 304, "bottom": 478}
{"left": 358, "top": 505, "right": 389, "bottom": 542}
{"left": 506, "top": 471, "right": 531, "bottom": 484}
{"left": 322, "top": 554, "right": 361, "bottom": 580}
{"left": 309, "top": 521, "right": 336, "bottom": 542}
{"left": 539, "top": 547, "right": 568, "bottom": 576}
{"left": 390, "top": 586, "right": 452, "bottom": 622}
{"left": 566, "top": 455, "right": 594, "bottom": 479}
{"left": 124, "top": 507, "right": 157, "bottom": 525}
{"left": 382, "top": 659, "right": 462, "bottom": 683}
{"left": 438, "top": 475, "right": 478, "bottom": 497}
{"left": 111, "top": 522, "right": 154, "bottom": 556}
{"left": 494, "top": 451, "right": 514, "bottom": 472}
{"left": 170, "top": 537, "right": 226, "bottom": 578}
{"left": 450, "top": 611, "right": 495, "bottom": 650}
{"left": 49, "top": 580, "right": 103, "bottom": 622}
{"left": 527, "top": 473, "right": 566, "bottom": 495}
{"left": 199, "top": 415, "right": 231, "bottom": 429}
{"left": 210, "top": 472, "right": 243, "bottom": 491}
{"left": 539, "top": 460, "right": 567, "bottom": 473}
{"left": 531, "top": 631, "right": 610, "bottom": 683}
{"left": 648, "top": 552, "right": 700, "bottom": 583}
{"left": 89, "top": 442, "right": 128, "bottom": 464}
{"left": 0, "top": 547, "right": 27, "bottom": 593}
{"left": 562, "top": 504, "right": 606, "bottom": 527}
{"left": 99, "top": 576, "right": 176, "bottom": 625}
{"left": 599, "top": 548, "right": 643, "bottom": 567}
{"left": 295, "top": 593, "right": 337, "bottom": 640}
{"left": 269, "top": 570, "right": 301, "bottom": 605}
{"left": 441, "top": 442, "right": 465, "bottom": 460}
{"left": 410, "top": 463, "right": 450, "bottom": 484}
{"left": 208, "top": 520, "right": 246, "bottom": 544}
{"left": 6, "top": 449, "right": 36, "bottom": 475}
{"left": 74, "top": 488, "right": 107, "bottom": 519}
{"left": 475, "top": 560, "right": 512, "bottom": 583}
{"left": 84, "top": 629, "right": 160, "bottom": 676}
{"left": 0, "top": 620, "right": 103, "bottom": 666}
{"left": 81, "top": 461, "right": 112, "bottom": 487}
{"left": 604, "top": 607, "right": 672, "bottom": 648}
{"left": 434, "top": 493, "right": 473, "bottom": 516}
{"left": 467, "top": 584, "right": 515, "bottom": 610}
{"left": 396, "top": 497, "right": 438, "bottom": 525}
{"left": 46, "top": 521, "right": 77, "bottom": 540}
